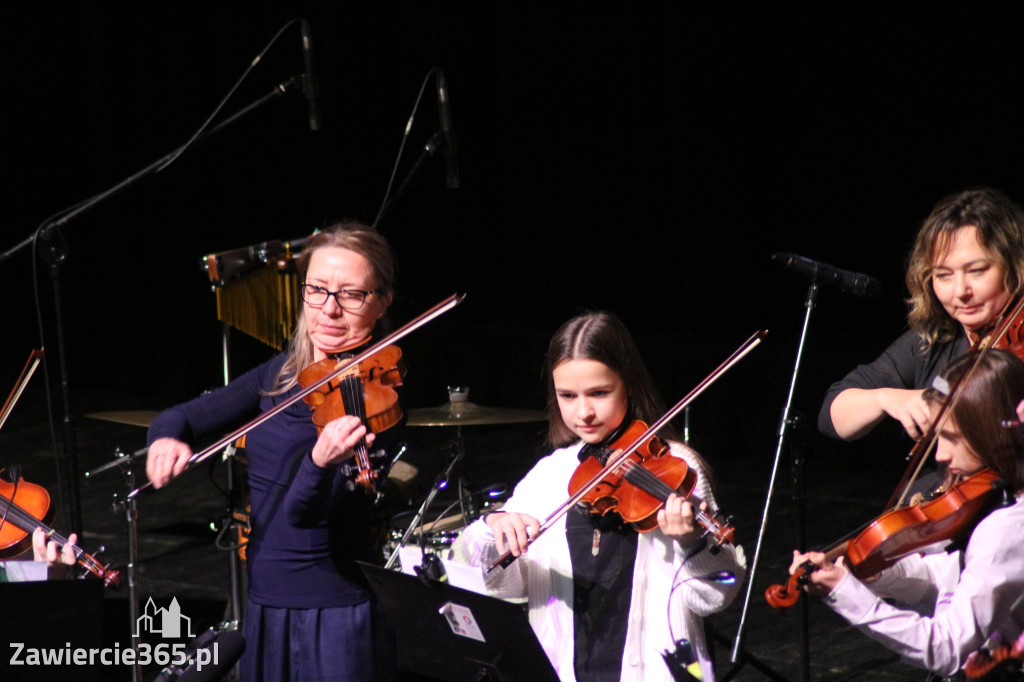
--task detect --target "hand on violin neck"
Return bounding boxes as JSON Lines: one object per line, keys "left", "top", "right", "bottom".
{"left": 33, "top": 528, "right": 76, "bottom": 567}
{"left": 146, "top": 438, "right": 193, "bottom": 488}
{"left": 485, "top": 511, "right": 539, "bottom": 557}
{"left": 311, "top": 415, "right": 373, "bottom": 469}
{"left": 657, "top": 494, "right": 703, "bottom": 547}
{"left": 789, "top": 550, "right": 848, "bottom": 595}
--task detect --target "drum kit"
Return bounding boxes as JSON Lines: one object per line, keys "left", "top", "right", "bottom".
{"left": 85, "top": 385, "right": 543, "bottom": 563}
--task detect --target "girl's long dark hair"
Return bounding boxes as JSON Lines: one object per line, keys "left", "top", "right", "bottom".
{"left": 543, "top": 312, "right": 718, "bottom": 493}
{"left": 923, "top": 349, "right": 1024, "bottom": 491}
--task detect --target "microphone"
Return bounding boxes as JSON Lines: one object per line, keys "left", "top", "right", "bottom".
{"left": 772, "top": 252, "right": 881, "bottom": 297}
{"left": 437, "top": 71, "right": 459, "bottom": 189}
{"left": 300, "top": 20, "right": 322, "bottom": 131}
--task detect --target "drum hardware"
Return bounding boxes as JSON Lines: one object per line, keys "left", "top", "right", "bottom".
{"left": 86, "top": 446, "right": 147, "bottom": 682}
{"left": 383, "top": 497, "right": 505, "bottom": 562}
{"left": 84, "top": 411, "right": 159, "bottom": 429}
{"left": 406, "top": 386, "right": 545, "bottom": 427}
{"left": 384, "top": 428, "right": 468, "bottom": 570}
{"left": 386, "top": 387, "right": 531, "bottom": 570}
{"left": 152, "top": 619, "right": 245, "bottom": 681}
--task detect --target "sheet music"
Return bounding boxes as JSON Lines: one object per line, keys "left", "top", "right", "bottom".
{"left": 396, "top": 546, "right": 488, "bottom": 594}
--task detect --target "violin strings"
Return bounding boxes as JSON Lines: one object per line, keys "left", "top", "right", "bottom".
{"left": 339, "top": 373, "right": 373, "bottom": 474}
{"left": 0, "top": 472, "right": 18, "bottom": 538}
{"left": 0, "top": 474, "right": 114, "bottom": 579}
{"left": 0, "top": 489, "right": 89, "bottom": 566}
{"left": 617, "top": 459, "right": 726, "bottom": 538}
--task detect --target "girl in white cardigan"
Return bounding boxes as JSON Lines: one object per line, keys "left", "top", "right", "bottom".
{"left": 454, "top": 311, "right": 745, "bottom": 682}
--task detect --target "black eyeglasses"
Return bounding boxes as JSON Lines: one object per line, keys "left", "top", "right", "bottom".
{"left": 300, "top": 283, "right": 376, "bottom": 310}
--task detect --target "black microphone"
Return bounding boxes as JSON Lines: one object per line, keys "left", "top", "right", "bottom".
{"left": 437, "top": 71, "right": 459, "bottom": 189}
{"left": 300, "top": 20, "right": 322, "bottom": 131}
{"left": 772, "top": 252, "right": 881, "bottom": 297}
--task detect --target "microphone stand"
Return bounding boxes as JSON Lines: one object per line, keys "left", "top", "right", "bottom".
{"left": 0, "top": 77, "right": 304, "bottom": 537}
{"left": 720, "top": 283, "right": 820, "bottom": 682}
{"left": 86, "top": 447, "right": 146, "bottom": 682}
{"left": 374, "top": 130, "right": 444, "bottom": 229}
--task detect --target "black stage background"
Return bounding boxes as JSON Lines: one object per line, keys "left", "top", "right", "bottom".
{"left": 3, "top": 4, "right": 1024, "bottom": 679}
{"left": 8, "top": 4, "right": 1024, "bottom": 470}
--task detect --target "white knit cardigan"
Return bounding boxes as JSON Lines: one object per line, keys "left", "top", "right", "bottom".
{"left": 453, "top": 440, "right": 745, "bottom": 682}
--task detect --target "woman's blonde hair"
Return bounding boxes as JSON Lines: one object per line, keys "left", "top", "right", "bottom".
{"left": 268, "top": 222, "right": 395, "bottom": 395}
{"left": 906, "top": 188, "right": 1024, "bottom": 346}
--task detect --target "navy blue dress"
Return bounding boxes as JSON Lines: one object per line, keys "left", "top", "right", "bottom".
{"left": 148, "top": 353, "right": 396, "bottom": 681}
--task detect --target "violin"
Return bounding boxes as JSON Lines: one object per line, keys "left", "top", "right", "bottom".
{"left": 298, "top": 344, "right": 405, "bottom": 493}
{"left": 569, "top": 420, "right": 735, "bottom": 543}
{"left": 0, "top": 470, "right": 120, "bottom": 588}
{"left": 885, "top": 296, "right": 1024, "bottom": 513}
{"left": 765, "top": 468, "right": 1004, "bottom": 608}
{"left": 766, "top": 298, "right": 1024, "bottom": 609}
{"left": 129, "top": 293, "right": 465, "bottom": 500}
{"left": 487, "top": 330, "right": 765, "bottom": 573}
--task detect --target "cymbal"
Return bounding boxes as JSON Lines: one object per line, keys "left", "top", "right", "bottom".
{"left": 84, "top": 410, "right": 159, "bottom": 428}
{"left": 391, "top": 501, "right": 506, "bottom": 534}
{"left": 406, "top": 400, "right": 545, "bottom": 427}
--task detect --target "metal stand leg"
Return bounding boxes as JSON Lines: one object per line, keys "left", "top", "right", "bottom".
{"left": 108, "top": 449, "right": 143, "bottom": 682}
{"left": 220, "top": 324, "right": 245, "bottom": 681}
{"left": 721, "top": 282, "right": 821, "bottom": 682}
{"left": 384, "top": 428, "right": 465, "bottom": 570}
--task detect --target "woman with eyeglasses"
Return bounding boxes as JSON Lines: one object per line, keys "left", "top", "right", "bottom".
{"left": 146, "top": 223, "right": 401, "bottom": 681}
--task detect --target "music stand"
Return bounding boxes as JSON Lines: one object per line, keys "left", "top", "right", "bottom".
{"left": 359, "top": 562, "right": 558, "bottom": 682}
{"left": 0, "top": 578, "right": 104, "bottom": 682}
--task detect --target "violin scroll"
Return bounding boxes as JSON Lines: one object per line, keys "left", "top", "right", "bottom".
{"left": 765, "top": 562, "right": 814, "bottom": 609}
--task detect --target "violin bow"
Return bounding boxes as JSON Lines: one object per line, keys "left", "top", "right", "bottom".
{"left": 128, "top": 293, "right": 466, "bottom": 500}
{"left": 487, "top": 329, "right": 767, "bottom": 573}
{"left": 0, "top": 349, "right": 43, "bottom": 434}
{"left": 887, "top": 293, "right": 1024, "bottom": 510}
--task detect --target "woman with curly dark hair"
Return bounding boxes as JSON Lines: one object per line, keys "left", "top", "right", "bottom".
{"left": 820, "top": 187, "right": 1024, "bottom": 443}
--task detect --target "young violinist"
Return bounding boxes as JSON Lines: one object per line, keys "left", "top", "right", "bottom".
{"left": 145, "top": 223, "right": 401, "bottom": 681}
{"left": 793, "top": 349, "right": 1024, "bottom": 677}
{"left": 821, "top": 187, "right": 1024, "bottom": 442}
{"left": 453, "top": 311, "right": 745, "bottom": 682}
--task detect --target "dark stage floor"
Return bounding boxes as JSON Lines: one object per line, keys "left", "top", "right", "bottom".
{"left": 0, "top": 380, "right": 930, "bottom": 682}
